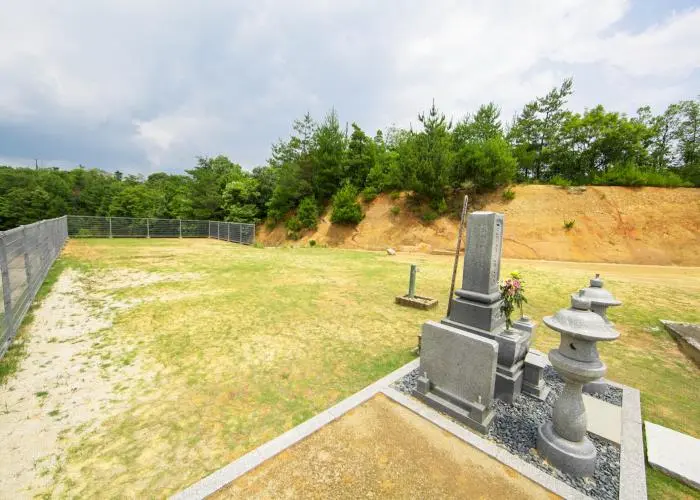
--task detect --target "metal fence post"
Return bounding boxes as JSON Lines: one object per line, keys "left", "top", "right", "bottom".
{"left": 227, "top": 222, "right": 230, "bottom": 242}
{"left": 109, "top": 217, "right": 113, "bottom": 238}
{"left": 21, "top": 225, "right": 33, "bottom": 284}
{"left": 208, "top": 221, "right": 211, "bottom": 238}
{"left": 0, "top": 235, "right": 15, "bottom": 340}
{"left": 179, "top": 219, "right": 182, "bottom": 238}
{"left": 146, "top": 218, "right": 150, "bottom": 239}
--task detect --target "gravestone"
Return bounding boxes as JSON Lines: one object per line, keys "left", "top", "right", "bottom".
{"left": 414, "top": 321, "right": 497, "bottom": 433}
{"left": 441, "top": 211, "right": 533, "bottom": 403}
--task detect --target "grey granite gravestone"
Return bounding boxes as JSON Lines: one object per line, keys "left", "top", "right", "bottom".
{"left": 414, "top": 320, "right": 497, "bottom": 433}
{"left": 440, "top": 211, "right": 532, "bottom": 403}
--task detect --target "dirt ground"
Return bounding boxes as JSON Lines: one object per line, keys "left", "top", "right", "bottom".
{"left": 214, "top": 393, "right": 557, "bottom": 499}
{"left": 0, "top": 267, "right": 192, "bottom": 498}
{"left": 258, "top": 185, "right": 700, "bottom": 266}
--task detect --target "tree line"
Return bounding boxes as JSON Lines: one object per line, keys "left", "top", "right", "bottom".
{"left": 0, "top": 79, "right": 698, "bottom": 231}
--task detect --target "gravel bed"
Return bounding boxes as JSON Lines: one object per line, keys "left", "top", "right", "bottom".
{"left": 544, "top": 365, "right": 623, "bottom": 407}
{"left": 391, "top": 368, "right": 620, "bottom": 500}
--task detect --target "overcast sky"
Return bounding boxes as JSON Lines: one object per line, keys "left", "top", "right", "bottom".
{"left": 1, "top": 0, "right": 699, "bottom": 175}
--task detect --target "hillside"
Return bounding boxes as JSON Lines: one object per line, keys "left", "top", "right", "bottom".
{"left": 258, "top": 185, "right": 700, "bottom": 266}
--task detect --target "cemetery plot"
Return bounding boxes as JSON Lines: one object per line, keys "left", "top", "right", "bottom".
{"left": 0, "top": 237, "right": 697, "bottom": 498}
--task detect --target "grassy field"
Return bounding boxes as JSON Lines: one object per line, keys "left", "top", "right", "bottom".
{"left": 3, "top": 238, "right": 699, "bottom": 498}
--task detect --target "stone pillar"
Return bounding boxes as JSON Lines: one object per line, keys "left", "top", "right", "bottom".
{"left": 408, "top": 264, "right": 417, "bottom": 298}
{"left": 441, "top": 211, "right": 531, "bottom": 403}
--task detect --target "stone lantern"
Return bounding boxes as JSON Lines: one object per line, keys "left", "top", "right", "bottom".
{"left": 537, "top": 290, "right": 619, "bottom": 477}
{"left": 579, "top": 274, "right": 622, "bottom": 325}
{"left": 579, "top": 274, "right": 622, "bottom": 394}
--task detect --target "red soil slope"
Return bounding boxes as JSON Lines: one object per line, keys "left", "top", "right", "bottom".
{"left": 258, "top": 185, "right": 700, "bottom": 266}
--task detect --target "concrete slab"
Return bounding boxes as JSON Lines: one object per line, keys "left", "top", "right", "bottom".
{"left": 645, "top": 421, "right": 700, "bottom": 490}
{"left": 583, "top": 394, "right": 622, "bottom": 444}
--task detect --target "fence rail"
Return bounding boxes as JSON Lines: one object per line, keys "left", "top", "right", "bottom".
{"left": 0, "top": 215, "right": 68, "bottom": 359}
{"left": 67, "top": 215, "right": 255, "bottom": 244}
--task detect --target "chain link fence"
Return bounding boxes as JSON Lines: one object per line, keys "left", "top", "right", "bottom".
{"left": 67, "top": 215, "right": 255, "bottom": 244}
{"left": 0, "top": 216, "right": 69, "bottom": 359}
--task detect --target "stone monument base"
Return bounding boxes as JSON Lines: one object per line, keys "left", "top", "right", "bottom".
{"left": 413, "top": 375, "right": 494, "bottom": 433}
{"left": 537, "top": 421, "right": 596, "bottom": 477}
{"left": 442, "top": 317, "right": 532, "bottom": 403}
{"left": 416, "top": 321, "right": 498, "bottom": 434}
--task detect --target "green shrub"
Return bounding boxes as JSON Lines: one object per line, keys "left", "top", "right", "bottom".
{"left": 422, "top": 210, "right": 438, "bottom": 222}
{"left": 285, "top": 216, "right": 302, "bottom": 239}
{"left": 432, "top": 198, "right": 448, "bottom": 215}
{"left": 550, "top": 175, "right": 572, "bottom": 188}
{"left": 331, "top": 182, "right": 364, "bottom": 225}
{"left": 502, "top": 187, "right": 516, "bottom": 201}
{"left": 361, "top": 187, "right": 379, "bottom": 203}
{"left": 309, "top": 239, "right": 317, "bottom": 247}
{"left": 593, "top": 164, "right": 690, "bottom": 187}
{"left": 297, "top": 196, "right": 319, "bottom": 229}
{"left": 390, "top": 191, "right": 401, "bottom": 200}
{"left": 253, "top": 242, "right": 265, "bottom": 249}
{"left": 564, "top": 219, "right": 575, "bottom": 230}
{"left": 390, "top": 206, "right": 400, "bottom": 216}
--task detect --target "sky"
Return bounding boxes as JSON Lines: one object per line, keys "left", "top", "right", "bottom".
{"left": 1, "top": 0, "right": 699, "bottom": 175}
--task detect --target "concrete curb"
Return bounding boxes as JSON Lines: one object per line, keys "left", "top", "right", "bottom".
{"left": 171, "top": 358, "right": 646, "bottom": 500}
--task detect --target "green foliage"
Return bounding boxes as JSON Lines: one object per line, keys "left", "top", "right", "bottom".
{"left": 452, "top": 136, "right": 517, "bottom": 190}
{"left": 0, "top": 90, "right": 698, "bottom": 233}
{"left": 550, "top": 175, "right": 572, "bottom": 188}
{"left": 296, "top": 196, "right": 319, "bottom": 229}
{"left": 390, "top": 206, "right": 400, "bottom": 215}
{"left": 309, "top": 239, "right": 317, "bottom": 247}
{"left": 564, "top": 219, "right": 575, "bottom": 230}
{"left": 285, "top": 214, "right": 302, "bottom": 240}
{"left": 361, "top": 186, "right": 379, "bottom": 203}
{"left": 592, "top": 164, "right": 690, "bottom": 187}
{"left": 285, "top": 215, "right": 302, "bottom": 233}
{"left": 502, "top": 187, "right": 516, "bottom": 201}
{"left": 422, "top": 210, "right": 438, "bottom": 222}
{"left": 330, "top": 182, "right": 363, "bottom": 225}
{"left": 389, "top": 191, "right": 401, "bottom": 200}
{"left": 345, "top": 123, "right": 375, "bottom": 188}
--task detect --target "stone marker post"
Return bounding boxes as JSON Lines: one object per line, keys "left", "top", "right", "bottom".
{"left": 408, "top": 264, "right": 417, "bottom": 298}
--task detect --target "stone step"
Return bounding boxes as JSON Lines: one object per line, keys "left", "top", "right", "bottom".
{"left": 645, "top": 421, "right": 700, "bottom": 490}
